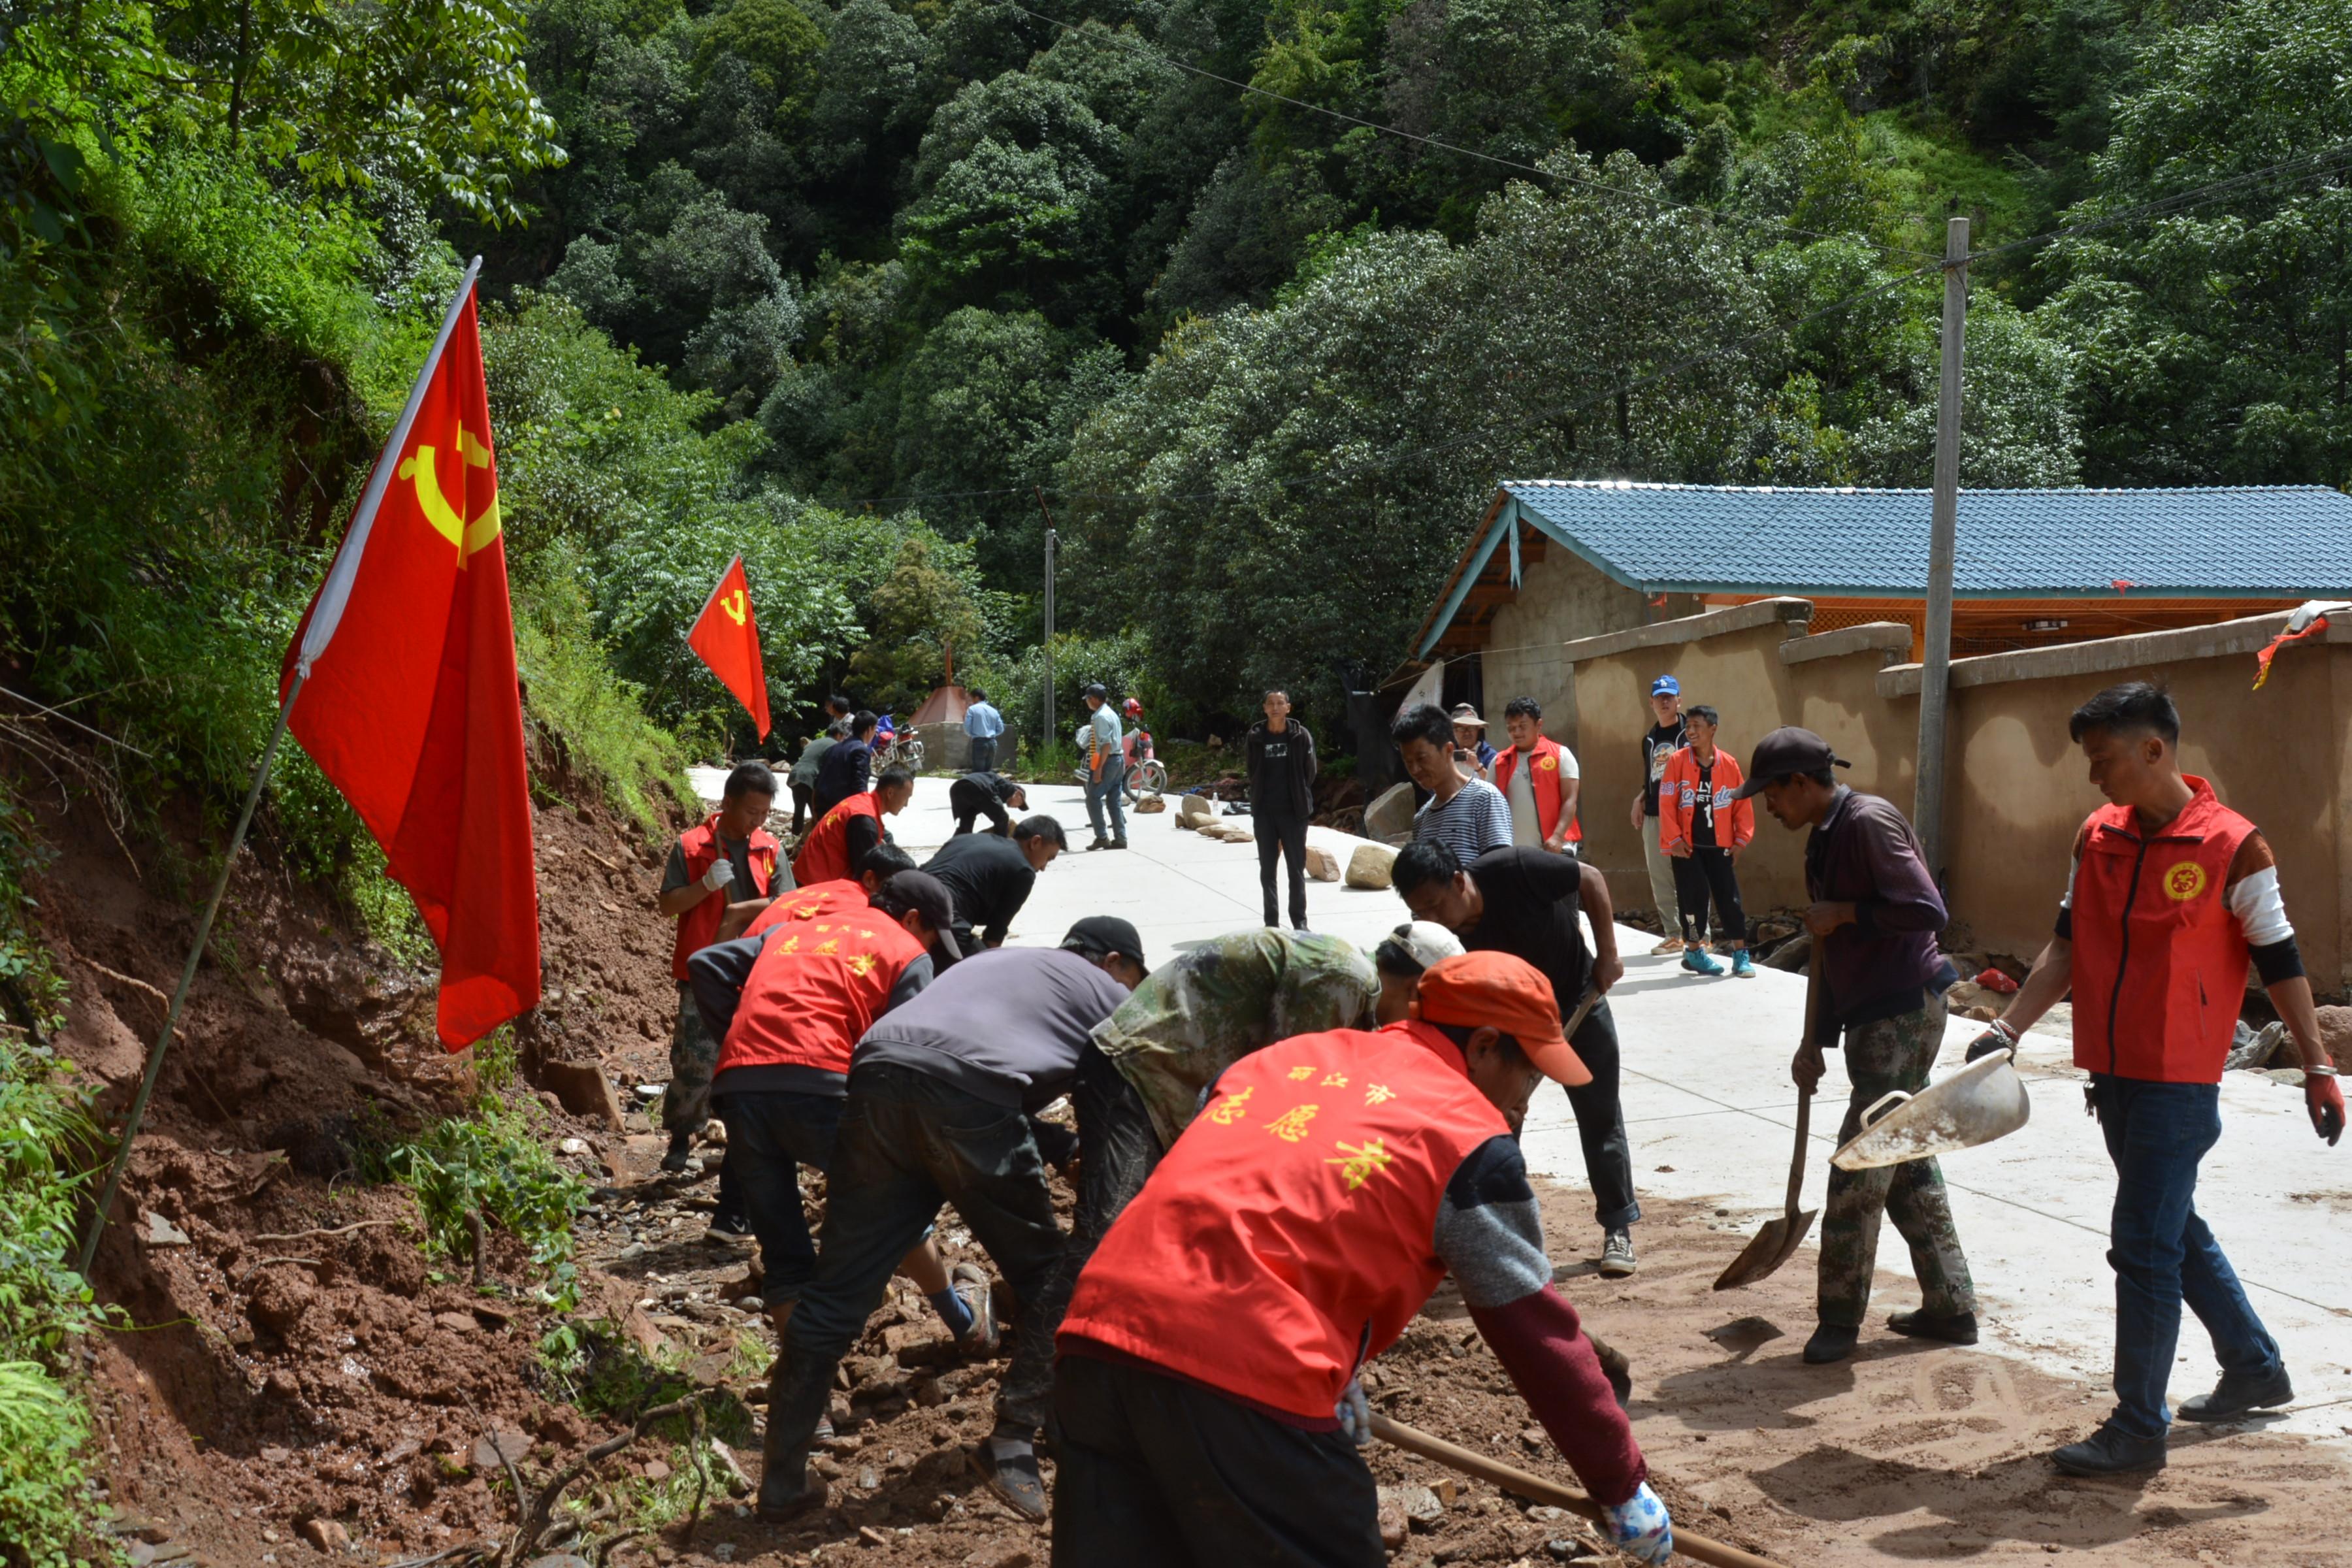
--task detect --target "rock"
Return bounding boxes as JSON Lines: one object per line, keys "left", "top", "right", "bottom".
{"left": 642, "top": 1458, "right": 672, "bottom": 1482}
{"left": 557, "top": 1137, "right": 589, "bottom": 1156}
{"left": 1377, "top": 1496, "right": 1409, "bottom": 1550}
{"left": 710, "top": 1438, "right": 755, "bottom": 1496}
{"left": 1345, "top": 842, "right": 1398, "bottom": 890}
{"left": 247, "top": 1269, "right": 315, "bottom": 1336}
{"left": 1176, "top": 794, "right": 1215, "bottom": 826}
{"left": 523, "top": 1557, "right": 593, "bottom": 1568}
{"left": 881, "top": 1322, "right": 943, "bottom": 1357}
{"left": 1379, "top": 1484, "right": 1445, "bottom": 1529}
{"left": 1762, "top": 931, "right": 1811, "bottom": 972}
{"left": 857, "top": 1466, "right": 881, "bottom": 1490}
{"left": 536, "top": 1060, "right": 625, "bottom": 1130}
{"left": 141, "top": 1212, "right": 191, "bottom": 1247}
{"left": 963, "top": 1552, "right": 1033, "bottom": 1568}
{"left": 472, "top": 1430, "right": 531, "bottom": 1471}
{"left": 1363, "top": 781, "right": 1416, "bottom": 843}
{"left": 2316, "top": 1005, "right": 2352, "bottom": 1072}
{"left": 299, "top": 1518, "right": 349, "bottom": 1552}
{"left": 1133, "top": 796, "right": 1167, "bottom": 813}
{"left": 433, "top": 1312, "right": 477, "bottom": 1335}
{"left": 1942, "top": 981, "right": 2003, "bottom": 1022}
{"left": 1304, "top": 845, "right": 1341, "bottom": 882}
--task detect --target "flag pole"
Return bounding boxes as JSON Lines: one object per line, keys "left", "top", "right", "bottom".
{"left": 74, "top": 257, "right": 484, "bottom": 1278}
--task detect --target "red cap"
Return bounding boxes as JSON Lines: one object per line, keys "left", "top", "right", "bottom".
{"left": 1414, "top": 952, "right": 1591, "bottom": 1086}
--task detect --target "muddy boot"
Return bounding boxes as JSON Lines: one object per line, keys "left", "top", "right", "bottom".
{"left": 757, "top": 1352, "right": 836, "bottom": 1523}
{"left": 970, "top": 1427, "right": 1047, "bottom": 1522}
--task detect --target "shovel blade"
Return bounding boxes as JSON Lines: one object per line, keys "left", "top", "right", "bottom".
{"left": 1711, "top": 1207, "right": 1819, "bottom": 1291}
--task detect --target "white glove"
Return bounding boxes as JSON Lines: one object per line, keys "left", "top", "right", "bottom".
{"left": 700, "top": 858, "right": 734, "bottom": 894}
{"left": 1603, "top": 1482, "right": 1673, "bottom": 1565}
{"left": 1334, "top": 1379, "right": 1370, "bottom": 1447}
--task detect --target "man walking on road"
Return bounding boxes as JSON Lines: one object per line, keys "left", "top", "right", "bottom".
{"left": 1050, "top": 953, "right": 1674, "bottom": 1568}
{"left": 1246, "top": 688, "right": 1319, "bottom": 930}
{"left": 1746, "top": 727, "right": 1975, "bottom": 1366}
{"left": 1392, "top": 838, "right": 1639, "bottom": 1277}
{"left": 1629, "top": 677, "right": 1687, "bottom": 954}
{"left": 753, "top": 923, "right": 1144, "bottom": 1525}
{"left": 964, "top": 687, "right": 1004, "bottom": 773}
{"left": 923, "top": 815, "right": 1067, "bottom": 958}
{"left": 1081, "top": 683, "right": 1127, "bottom": 851}
{"left": 1394, "top": 703, "right": 1513, "bottom": 864}
{"left": 1659, "top": 706, "right": 1756, "bottom": 979}
{"left": 1969, "top": 684, "right": 2343, "bottom": 1476}
{"left": 1492, "top": 696, "right": 1579, "bottom": 851}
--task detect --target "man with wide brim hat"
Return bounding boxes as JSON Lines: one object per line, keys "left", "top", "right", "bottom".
{"left": 1048, "top": 951, "right": 1675, "bottom": 1568}
{"left": 1448, "top": 701, "right": 1496, "bottom": 779}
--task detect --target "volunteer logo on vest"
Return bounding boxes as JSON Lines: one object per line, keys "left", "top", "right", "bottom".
{"left": 2163, "top": 861, "right": 2207, "bottom": 901}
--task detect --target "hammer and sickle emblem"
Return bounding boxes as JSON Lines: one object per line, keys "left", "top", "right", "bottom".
{"left": 397, "top": 423, "right": 502, "bottom": 562}
{"left": 721, "top": 588, "right": 747, "bottom": 627}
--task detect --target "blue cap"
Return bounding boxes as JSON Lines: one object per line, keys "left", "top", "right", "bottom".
{"left": 1650, "top": 675, "right": 1680, "bottom": 696}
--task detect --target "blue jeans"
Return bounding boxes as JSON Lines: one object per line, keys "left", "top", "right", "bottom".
{"left": 713, "top": 1089, "right": 844, "bottom": 1310}
{"left": 969, "top": 735, "right": 996, "bottom": 772}
{"left": 2091, "top": 1075, "right": 2281, "bottom": 1439}
{"left": 1086, "top": 759, "right": 1128, "bottom": 842}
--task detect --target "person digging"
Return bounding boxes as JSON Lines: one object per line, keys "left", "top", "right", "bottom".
{"left": 1048, "top": 952, "right": 1674, "bottom": 1567}
{"left": 1968, "top": 683, "right": 2343, "bottom": 1477}
{"left": 1744, "top": 727, "right": 1976, "bottom": 1364}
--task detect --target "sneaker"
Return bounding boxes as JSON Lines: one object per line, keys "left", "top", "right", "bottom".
{"left": 704, "top": 1211, "right": 756, "bottom": 1249}
{"left": 1680, "top": 948, "right": 1725, "bottom": 976}
{"left": 1649, "top": 937, "right": 1686, "bottom": 955}
{"left": 1887, "top": 1308, "right": 1978, "bottom": 1345}
{"left": 2051, "top": 1424, "right": 2166, "bottom": 1477}
{"left": 1803, "top": 1324, "right": 1859, "bottom": 1364}
{"left": 1730, "top": 951, "right": 1756, "bottom": 979}
{"left": 951, "top": 1262, "right": 1000, "bottom": 1356}
{"left": 2176, "top": 1365, "right": 2293, "bottom": 1423}
{"left": 1598, "top": 1230, "right": 1637, "bottom": 1277}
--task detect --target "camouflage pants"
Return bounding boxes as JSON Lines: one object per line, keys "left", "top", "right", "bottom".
{"left": 666, "top": 983, "right": 719, "bottom": 1134}
{"left": 1818, "top": 1002, "right": 1976, "bottom": 1328}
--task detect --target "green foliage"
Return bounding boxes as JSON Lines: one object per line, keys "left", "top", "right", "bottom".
{"left": 845, "top": 528, "right": 1000, "bottom": 715}
{"left": 374, "top": 1096, "right": 589, "bottom": 1307}
{"left": 0, "top": 1360, "right": 101, "bottom": 1568}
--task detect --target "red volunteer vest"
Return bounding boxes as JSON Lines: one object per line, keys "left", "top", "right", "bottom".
{"left": 792, "top": 792, "right": 881, "bottom": 887}
{"left": 745, "top": 878, "right": 868, "bottom": 939}
{"left": 1491, "top": 737, "right": 1580, "bottom": 843}
{"left": 1058, "top": 1022, "right": 1508, "bottom": 1424}
{"left": 670, "top": 818, "right": 781, "bottom": 980}
{"left": 716, "top": 914, "right": 924, "bottom": 1078}
{"left": 2070, "top": 777, "right": 2255, "bottom": 1085}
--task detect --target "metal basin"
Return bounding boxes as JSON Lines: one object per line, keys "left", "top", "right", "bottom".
{"left": 1831, "top": 1045, "right": 2031, "bottom": 1170}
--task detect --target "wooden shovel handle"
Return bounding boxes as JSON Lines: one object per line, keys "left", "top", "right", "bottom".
{"left": 1371, "top": 1413, "right": 1793, "bottom": 1568}
{"left": 1785, "top": 947, "right": 1824, "bottom": 1219}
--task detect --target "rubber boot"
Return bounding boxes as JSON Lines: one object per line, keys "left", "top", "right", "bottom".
{"left": 757, "top": 1350, "right": 838, "bottom": 1522}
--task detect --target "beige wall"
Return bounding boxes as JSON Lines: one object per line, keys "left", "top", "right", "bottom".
{"left": 1480, "top": 551, "right": 1650, "bottom": 754}
{"left": 1540, "top": 602, "right": 2351, "bottom": 991}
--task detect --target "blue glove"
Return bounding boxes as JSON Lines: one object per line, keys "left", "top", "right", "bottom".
{"left": 1603, "top": 1482, "right": 1673, "bottom": 1565}
{"left": 1333, "top": 1379, "right": 1370, "bottom": 1446}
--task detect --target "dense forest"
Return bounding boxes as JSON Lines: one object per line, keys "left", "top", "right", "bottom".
{"left": 4, "top": 0, "right": 2352, "bottom": 1552}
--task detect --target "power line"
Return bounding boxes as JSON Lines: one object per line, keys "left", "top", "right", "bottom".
{"left": 990, "top": 0, "right": 1942, "bottom": 265}
{"left": 1967, "top": 141, "right": 2352, "bottom": 267}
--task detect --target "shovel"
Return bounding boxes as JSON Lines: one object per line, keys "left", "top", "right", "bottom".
{"left": 1712, "top": 949, "right": 1823, "bottom": 1292}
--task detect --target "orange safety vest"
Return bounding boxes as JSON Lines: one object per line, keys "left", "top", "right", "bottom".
{"left": 1656, "top": 747, "right": 1753, "bottom": 853}
{"left": 2070, "top": 777, "right": 2255, "bottom": 1085}
{"left": 715, "top": 915, "right": 925, "bottom": 1079}
{"left": 1058, "top": 1021, "right": 1507, "bottom": 1424}
{"left": 792, "top": 792, "right": 882, "bottom": 888}
{"left": 670, "top": 817, "right": 781, "bottom": 981}
{"left": 1491, "top": 737, "right": 1580, "bottom": 844}
{"left": 745, "top": 878, "right": 868, "bottom": 939}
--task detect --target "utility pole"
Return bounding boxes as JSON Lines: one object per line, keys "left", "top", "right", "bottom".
{"left": 1914, "top": 215, "right": 1969, "bottom": 879}
{"left": 1036, "top": 487, "right": 1057, "bottom": 763}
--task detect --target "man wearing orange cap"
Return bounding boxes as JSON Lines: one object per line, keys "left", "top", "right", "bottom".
{"left": 1050, "top": 952, "right": 1674, "bottom": 1567}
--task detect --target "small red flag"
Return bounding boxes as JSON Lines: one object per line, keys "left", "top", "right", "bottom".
{"left": 687, "top": 555, "right": 770, "bottom": 740}
{"left": 281, "top": 280, "right": 540, "bottom": 1049}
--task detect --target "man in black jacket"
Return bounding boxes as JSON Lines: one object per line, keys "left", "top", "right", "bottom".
{"left": 949, "top": 770, "right": 1028, "bottom": 837}
{"left": 922, "top": 816, "right": 1067, "bottom": 960}
{"left": 811, "top": 710, "right": 879, "bottom": 817}
{"left": 1243, "top": 689, "right": 1318, "bottom": 930}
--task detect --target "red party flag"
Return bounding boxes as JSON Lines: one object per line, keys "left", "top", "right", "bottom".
{"left": 687, "top": 555, "right": 770, "bottom": 740}
{"left": 280, "top": 270, "right": 540, "bottom": 1049}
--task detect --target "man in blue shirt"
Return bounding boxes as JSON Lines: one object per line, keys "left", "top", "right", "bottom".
{"left": 1082, "top": 683, "right": 1126, "bottom": 851}
{"left": 964, "top": 687, "right": 1005, "bottom": 772}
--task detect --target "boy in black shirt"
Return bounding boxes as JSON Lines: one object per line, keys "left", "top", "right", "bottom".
{"left": 1627, "top": 676, "right": 1688, "bottom": 954}
{"left": 1394, "top": 839, "right": 1641, "bottom": 1277}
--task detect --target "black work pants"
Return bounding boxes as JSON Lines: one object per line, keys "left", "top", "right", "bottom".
{"left": 712, "top": 1089, "right": 845, "bottom": 1311}
{"left": 1671, "top": 846, "right": 1746, "bottom": 947}
{"left": 1563, "top": 998, "right": 1639, "bottom": 1232}
{"left": 950, "top": 779, "right": 1010, "bottom": 837}
{"left": 1254, "top": 812, "right": 1310, "bottom": 929}
{"left": 789, "top": 781, "right": 813, "bottom": 834}
{"left": 1051, "top": 1354, "right": 1384, "bottom": 1568}
{"left": 768, "top": 1064, "right": 1067, "bottom": 1448}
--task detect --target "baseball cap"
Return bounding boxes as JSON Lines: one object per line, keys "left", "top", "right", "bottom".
{"left": 1446, "top": 702, "right": 1487, "bottom": 728}
{"left": 1731, "top": 727, "right": 1852, "bottom": 798}
{"left": 874, "top": 871, "right": 962, "bottom": 961}
{"left": 1649, "top": 675, "right": 1680, "bottom": 696}
{"left": 1415, "top": 952, "right": 1591, "bottom": 1086}
{"left": 1061, "top": 915, "right": 1149, "bottom": 975}
{"left": 1383, "top": 920, "right": 1465, "bottom": 975}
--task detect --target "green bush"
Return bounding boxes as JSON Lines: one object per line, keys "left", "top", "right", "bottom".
{"left": 374, "top": 1096, "right": 589, "bottom": 1309}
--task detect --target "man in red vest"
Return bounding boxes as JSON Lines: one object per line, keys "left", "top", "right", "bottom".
{"left": 1969, "top": 683, "right": 2344, "bottom": 1477}
{"left": 688, "top": 872, "right": 980, "bottom": 1337}
{"left": 1491, "top": 695, "right": 1580, "bottom": 851}
{"left": 1049, "top": 952, "right": 1674, "bottom": 1567}
{"left": 654, "top": 762, "right": 784, "bottom": 1239}
{"left": 791, "top": 766, "right": 913, "bottom": 886}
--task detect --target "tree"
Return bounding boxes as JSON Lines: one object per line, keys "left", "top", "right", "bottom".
{"left": 846, "top": 529, "right": 995, "bottom": 713}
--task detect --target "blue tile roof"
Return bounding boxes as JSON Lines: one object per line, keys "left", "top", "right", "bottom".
{"left": 1495, "top": 480, "right": 2352, "bottom": 598}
